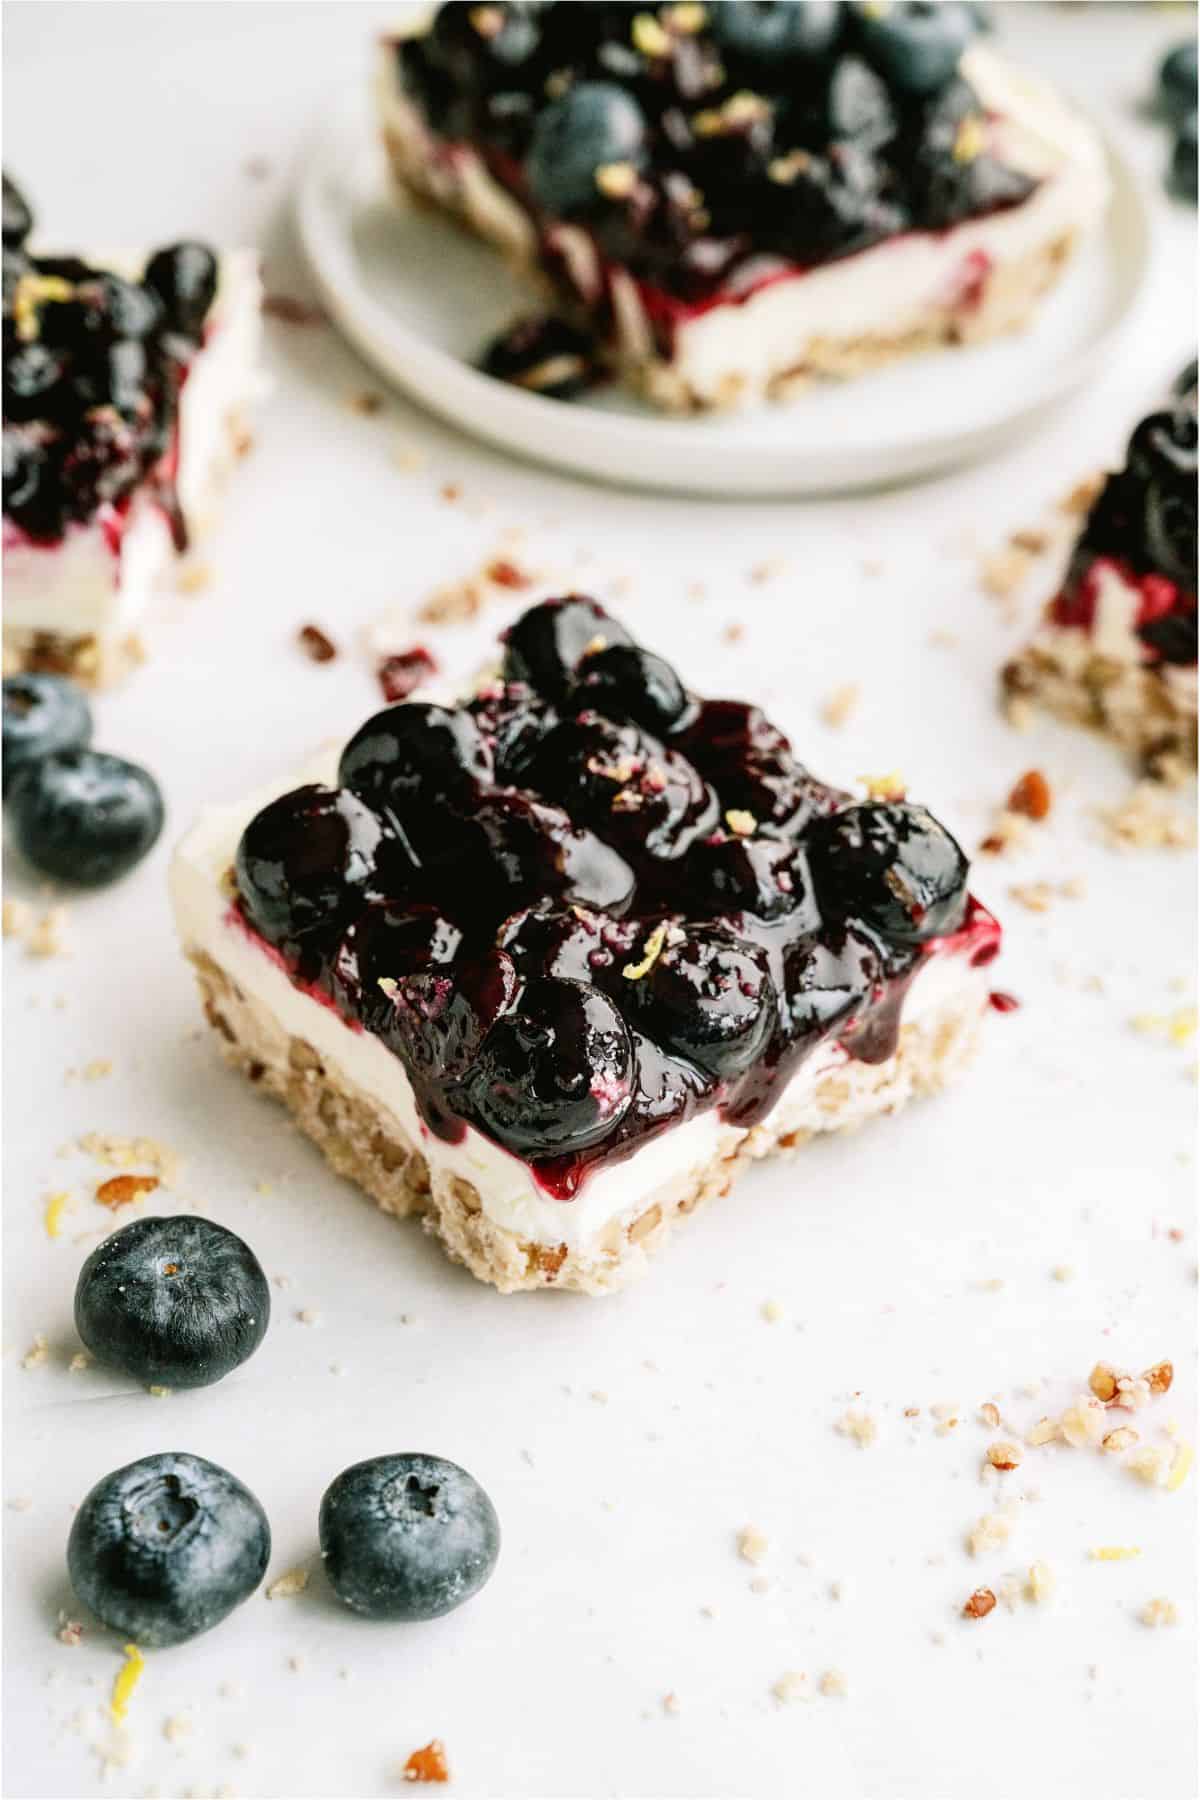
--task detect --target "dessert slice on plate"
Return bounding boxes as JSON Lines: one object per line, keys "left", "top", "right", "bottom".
{"left": 173, "top": 597, "right": 1002, "bottom": 1295}
{"left": 1003, "top": 375, "right": 1197, "bottom": 780}
{"left": 3, "top": 176, "right": 262, "bottom": 686}
{"left": 376, "top": 3, "right": 1109, "bottom": 411}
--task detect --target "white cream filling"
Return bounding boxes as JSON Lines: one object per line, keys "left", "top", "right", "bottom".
{"left": 377, "top": 42, "right": 1108, "bottom": 401}
{"left": 171, "top": 755, "right": 991, "bottom": 1251}
{"left": 2, "top": 250, "right": 263, "bottom": 644}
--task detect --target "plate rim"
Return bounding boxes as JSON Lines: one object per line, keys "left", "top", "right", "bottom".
{"left": 294, "top": 86, "right": 1156, "bottom": 499}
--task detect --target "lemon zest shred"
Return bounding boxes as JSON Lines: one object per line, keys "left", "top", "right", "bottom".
{"left": 110, "top": 1643, "right": 144, "bottom": 1723}
{"left": 623, "top": 922, "right": 669, "bottom": 982}
{"left": 1090, "top": 1546, "right": 1141, "bottom": 1562}
{"left": 44, "top": 1191, "right": 72, "bottom": 1239}
{"left": 1167, "top": 1443, "right": 1194, "bottom": 1492}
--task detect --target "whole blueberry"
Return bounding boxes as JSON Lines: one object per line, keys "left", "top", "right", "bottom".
{"left": 339, "top": 703, "right": 493, "bottom": 830}
{"left": 4, "top": 341, "right": 69, "bottom": 421}
{"left": 568, "top": 642, "right": 692, "bottom": 735}
{"left": 850, "top": 1, "right": 974, "bottom": 96}
{"left": 67, "top": 1452, "right": 270, "bottom": 1648}
{"left": 332, "top": 901, "right": 463, "bottom": 1033}
{"left": 1159, "top": 40, "right": 1197, "bottom": 124}
{"left": 501, "top": 596, "right": 634, "bottom": 701}
{"left": 464, "top": 975, "right": 634, "bottom": 1155}
{"left": 625, "top": 925, "right": 776, "bottom": 1079}
{"left": 2, "top": 673, "right": 92, "bottom": 791}
{"left": 319, "top": 1452, "right": 500, "bottom": 1622}
{"left": 526, "top": 82, "right": 648, "bottom": 218}
{"left": 3, "top": 172, "right": 32, "bottom": 249}
{"left": 1, "top": 425, "right": 54, "bottom": 535}
{"left": 479, "top": 313, "right": 601, "bottom": 399}
{"left": 7, "top": 748, "right": 164, "bottom": 886}
{"left": 1173, "top": 359, "right": 1197, "bottom": 403}
{"left": 235, "top": 784, "right": 398, "bottom": 956}
{"left": 709, "top": 1, "right": 843, "bottom": 66}
{"left": 385, "top": 948, "right": 519, "bottom": 1083}
{"left": 804, "top": 801, "right": 968, "bottom": 945}
{"left": 1168, "top": 111, "right": 1197, "bottom": 205}
{"left": 74, "top": 1215, "right": 271, "bottom": 1390}
{"left": 142, "top": 242, "right": 218, "bottom": 339}
{"left": 686, "top": 834, "right": 819, "bottom": 926}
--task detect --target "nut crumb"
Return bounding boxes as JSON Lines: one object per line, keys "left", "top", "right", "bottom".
{"left": 68, "top": 1351, "right": 92, "bottom": 1373}
{"left": 821, "top": 683, "right": 859, "bottom": 729}
{"left": 661, "top": 1691, "right": 680, "bottom": 1715}
{"left": 162, "top": 1714, "right": 192, "bottom": 1743}
{"left": 1026, "top": 1560, "right": 1056, "bottom": 1605}
{"left": 26, "top": 905, "right": 71, "bottom": 958}
{"left": 979, "top": 1403, "right": 1001, "bottom": 1429}
{"left": 834, "top": 1408, "right": 877, "bottom": 1447}
{"left": 772, "top": 1670, "right": 810, "bottom": 1703}
{"left": 21, "top": 1334, "right": 48, "bottom": 1371}
{"left": 967, "top": 1512, "right": 1014, "bottom": 1556}
{"left": 57, "top": 1617, "right": 84, "bottom": 1647}
{"left": 1097, "top": 784, "right": 1196, "bottom": 851}
{"left": 986, "top": 1441, "right": 1023, "bottom": 1472}
{"left": 349, "top": 389, "right": 383, "bottom": 416}
{"left": 818, "top": 1669, "right": 847, "bottom": 1698}
{"left": 962, "top": 1586, "right": 997, "bottom": 1619}
{"left": 1140, "top": 1597, "right": 1178, "bottom": 1628}
{"left": 266, "top": 1566, "right": 310, "bottom": 1600}
{"left": 1007, "top": 769, "right": 1052, "bottom": 821}
{"left": 297, "top": 623, "right": 338, "bottom": 663}
{"left": 402, "top": 1740, "right": 449, "bottom": 1784}
{"left": 737, "top": 1525, "right": 768, "bottom": 1565}
{"left": 96, "top": 1173, "right": 159, "bottom": 1211}
{"left": 760, "top": 1299, "right": 784, "bottom": 1323}
{"left": 177, "top": 562, "right": 213, "bottom": 594}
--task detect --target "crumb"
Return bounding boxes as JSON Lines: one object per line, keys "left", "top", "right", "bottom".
{"left": 402, "top": 1740, "right": 449, "bottom": 1784}
{"left": 162, "top": 1715, "right": 192, "bottom": 1744}
{"left": 440, "top": 483, "right": 462, "bottom": 503}
{"left": 79, "top": 1133, "right": 180, "bottom": 1185}
{"left": 1007, "top": 769, "right": 1052, "bottom": 821}
{"left": 986, "top": 1442, "right": 1023, "bottom": 1472}
{"left": 378, "top": 647, "right": 438, "bottom": 703}
{"left": 967, "top": 1513, "right": 1014, "bottom": 1556}
{"left": 1027, "top": 1560, "right": 1056, "bottom": 1605}
{"left": 725, "top": 808, "right": 756, "bottom": 837}
{"left": 262, "top": 293, "right": 326, "bottom": 326}
{"left": 818, "top": 1669, "right": 848, "bottom": 1697}
{"left": 147, "top": 1385, "right": 172, "bottom": 1398}
{"left": 737, "top": 1525, "right": 768, "bottom": 1565}
{"left": 980, "top": 544, "right": 1035, "bottom": 601}
{"left": 296, "top": 1308, "right": 320, "bottom": 1327}
{"left": 1097, "top": 784, "right": 1196, "bottom": 851}
{"left": 1126, "top": 1448, "right": 1168, "bottom": 1488}
{"left": 96, "top": 1173, "right": 160, "bottom": 1211}
{"left": 1010, "top": 527, "right": 1051, "bottom": 555}
{"left": 858, "top": 771, "right": 905, "bottom": 802}
{"left": 243, "top": 154, "right": 271, "bottom": 180}
{"left": 928, "top": 627, "right": 959, "bottom": 648}
{"left": 177, "top": 562, "right": 213, "bottom": 595}
{"left": 962, "top": 1587, "right": 997, "bottom": 1619}
{"left": 1140, "top": 1597, "right": 1179, "bottom": 1628}
{"left": 760, "top": 1299, "right": 784, "bottom": 1323}
{"left": 2, "top": 897, "right": 32, "bottom": 938}
{"left": 266, "top": 1566, "right": 309, "bottom": 1600}
{"left": 821, "top": 683, "right": 859, "bottom": 729}
{"left": 1026, "top": 1417, "right": 1061, "bottom": 1447}
{"left": 835, "top": 1408, "right": 878, "bottom": 1447}
{"left": 1003, "top": 693, "right": 1035, "bottom": 732}
{"left": 979, "top": 1402, "right": 1001, "bottom": 1429}
{"left": 484, "top": 559, "right": 532, "bottom": 590}
{"left": 590, "top": 1389, "right": 609, "bottom": 1405}
{"left": 349, "top": 389, "right": 383, "bottom": 416}
{"left": 1060, "top": 1396, "right": 1107, "bottom": 1447}
{"left": 44, "top": 1190, "right": 72, "bottom": 1238}
{"left": 772, "top": 1670, "right": 810, "bottom": 1703}
{"left": 1061, "top": 472, "right": 1105, "bottom": 516}
{"left": 298, "top": 623, "right": 338, "bottom": 663}
{"left": 393, "top": 443, "right": 427, "bottom": 472}
{"left": 661, "top": 1692, "right": 680, "bottom": 1715}
{"left": 749, "top": 1575, "right": 770, "bottom": 1595}
{"left": 8, "top": 1494, "right": 32, "bottom": 1511}
{"left": 57, "top": 1618, "right": 84, "bottom": 1647}
{"left": 68, "top": 1351, "right": 92, "bottom": 1373}
{"left": 1051, "top": 1264, "right": 1075, "bottom": 1283}
{"left": 1101, "top": 1427, "right": 1139, "bottom": 1454}
{"left": 21, "top": 1333, "right": 48, "bottom": 1371}
{"left": 26, "top": 905, "right": 70, "bottom": 958}
{"left": 723, "top": 622, "right": 744, "bottom": 644}
{"left": 81, "top": 1058, "right": 113, "bottom": 1081}
{"left": 748, "top": 558, "right": 786, "bottom": 584}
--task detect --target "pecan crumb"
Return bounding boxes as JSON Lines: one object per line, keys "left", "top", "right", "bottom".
{"left": 1007, "top": 769, "right": 1052, "bottom": 821}
{"left": 485, "top": 557, "right": 532, "bottom": 590}
{"left": 298, "top": 624, "right": 338, "bottom": 663}
{"left": 402, "top": 1741, "right": 449, "bottom": 1784}
{"left": 378, "top": 647, "right": 438, "bottom": 703}
{"left": 986, "top": 1441, "right": 1023, "bottom": 1472}
{"left": 962, "top": 1587, "right": 997, "bottom": 1619}
{"left": 96, "top": 1173, "right": 160, "bottom": 1210}
{"left": 262, "top": 293, "right": 326, "bottom": 326}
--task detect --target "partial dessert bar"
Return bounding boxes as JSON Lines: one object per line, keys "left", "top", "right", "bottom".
{"left": 3, "top": 175, "right": 262, "bottom": 686}
{"left": 173, "top": 597, "right": 1001, "bottom": 1295}
{"left": 1003, "top": 374, "right": 1197, "bottom": 780}
{"left": 377, "top": 3, "right": 1109, "bottom": 411}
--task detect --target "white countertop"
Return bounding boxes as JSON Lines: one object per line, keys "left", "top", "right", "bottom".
{"left": 3, "top": 6, "right": 1196, "bottom": 1798}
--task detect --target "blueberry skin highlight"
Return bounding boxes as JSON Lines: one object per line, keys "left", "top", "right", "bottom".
{"left": 74, "top": 1216, "right": 270, "bottom": 1390}
{"left": 1, "top": 672, "right": 93, "bottom": 792}
{"left": 67, "top": 1452, "right": 271, "bottom": 1648}
{"left": 320, "top": 1454, "right": 500, "bottom": 1622}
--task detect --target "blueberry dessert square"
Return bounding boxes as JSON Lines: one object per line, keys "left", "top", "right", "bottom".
{"left": 3, "top": 175, "right": 262, "bottom": 686}
{"left": 376, "top": 3, "right": 1109, "bottom": 412}
{"left": 1003, "top": 376, "right": 1197, "bottom": 781}
{"left": 173, "top": 597, "right": 1001, "bottom": 1295}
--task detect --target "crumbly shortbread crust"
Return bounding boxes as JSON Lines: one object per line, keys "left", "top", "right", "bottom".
{"left": 187, "top": 947, "right": 985, "bottom": 1296}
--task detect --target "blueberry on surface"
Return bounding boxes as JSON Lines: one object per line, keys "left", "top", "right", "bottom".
{"left": 479, "top": 312, "right": 601, "bottom": 399}
{"left": 320, "top": 1453, "right": 499, "bottom": 1622}
{"left": 625, "top": 926, "right": 776, "bottom": 1079}
{"left": 338, "top": 702, "right": 493, "bottom": 828}
{"left": 803, "top": 801, "right": 969, "bottom": 945}
{"left": 1158, "top": 40, "right": 1197, "bottom": 124}
{"left": 74, "top": 1216, "right": 270, "bottom": 1390}
{"left": 568, "top": 641, "right": 692, "bottom": 735}
{"left": 850, "top": 1, "right": 974, "bottom": 96}
{"left": 1168, "top": 111, "right": 1197, "bottom": 205}
{"left": 67, "top": 1452, "right": 270, "bottom": 1648}
{"left": 464, "top": 975, "right": 634, "bottom": 1155}
{"left": 235, "top": 784, "right": 397, "bottom": 955}
{"left": 7, "top": 748, "right": 163, "bottom": 886}
{"left": 501, "top": 596, "right": 634, "bottom": 701}
{"left": 709, "top": 0, "right": 843, "bottom": 67}
{"left": 2, "top": 172, "right": 32, "bottom": 248}
{"left": 142, "top": 243, "right": 219, "bottom": 339}
{"left": 2, "top": 672, "right": 92, "bottom": 791}
{"left": 526, "top": 81, "right": 648, "bottom": 218}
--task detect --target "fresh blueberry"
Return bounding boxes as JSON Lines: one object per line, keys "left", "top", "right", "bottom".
{"left": 339, "top": 702, "right": 493, "bottom": 830}
{"left": 67, "top": 1452, "right": 271, "bottom": 1648}
{"left": 1159, "top": 40, "right": 1197, "bottom": 124}
{"left": 235, "top": 784, "right": 402, "bottom": 961}
{"left": 567, "top": 642, "right": 692, "bottom": 734}
{"left": 804, "top": 801, "right": 969, "bottom": 944}
{"left": 74, "top": 1215, "right": 270, "bottom": 1391}
{"left": 320, "top": 1452, "right": 499, "bottom": 1622}
{"left": 142, "top": 242, "right": 218, "bottom": 339}
{"left": 7, "top": 748, "right": 164, "bottom": 886}
{"left": 709, "top": 1, "right": 843, "bottom": 67}
{"left": 526, "top": 81, "right": 648, "bottom": 218}
{"left": 2, "top": 673, "right": 92, "bottom": 791}
{"left": 851, "top": 1, "right": 974, "bottom": 96}
{"left": 624, "top": 925, "right": 776, "bottom": 1079}
{"left": 1168, "top": 111, "right": 1197, "bottom": 205}
{"left": 464, "top": 975, "right": 634, "bottom": 1154}
{"left": 2, "top": 172, "right": 32, "bottom": 249}
{"left": 479, "top": 313, "right": 601, "bottom": 399}
{"left": 501, "top": 596, "right": 634, "bottom": 700}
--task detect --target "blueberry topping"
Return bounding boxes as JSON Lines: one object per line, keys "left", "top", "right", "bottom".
{"left": 498, "top": 900, "right": 638, "bottom": 988}
{"left": 528, "top": 712, "right": 719, "bottom": 863}
{"left": 568, "top": 641, "right": 692, "bottom": 734}
{"left": 804, "top": 801, "right": 968, "bottom": 945}
{"left": 677, "top": 699, "right": 838, "bottom": 835}
{"left": 783, "top": 925, "right": 881, "bottom": 1042}
{"left": 527, "top": 81, "right": 649, "bottom": 218}
{"left": 1159, "top": 40, "right": 1198, "bottom": 124}
{"left": 339, "top": 702, "right": 493, "bottom": 833}
{"left": 479, "top": 313, "right": 602, "bottom": 398}
{"left": 625, "top": 925, "right": 775, "bottom": 1079}
{"left": 7, "top": 748, "right": 164, "bottom": 886}
{"left": 1173, "top": 359, "right": 1197, "bottom": 403}
{"left": 709, "top": 1, "right": 843, "bottom": 69}
{"left": 319, "top": 1453, "right": 499, "bottom": 1622}
{"left": 74, "top": 1215, "right": 270, "bottom": 1391}
{"left": 142, "top": 242, "right": 219, "bottom": 339}
{"left": 687, "top": 833, "right": 819, "bottom": 925}
{"left": 385, "top": 949, "right": 519, "bottom": 1084}
{"left": 464, "top": 974, "right": 635, "bottom": 1154}
{"left": 2, "top": 672, "right": 92, "bottom": 791}
{"left": 235, "top": 784, "right": 400, "bottom": 961}
{"left": 1169, "top": 110, "right": 1197, "bottom": 205}
{"left": 1127, "top": 406, "right": 1198, "bottom": 590}
{"left": 456, "top": 789, "right": 637, "bottom": 922}
{"left": 332, "top": 901, "right": 463, "bottom": 1032}
{"left": 67, "top": 1452, "right": 270, "bottom": 1648}
{"left": 501, "top": 596, "right": 633, "bottom": 700}
{"left": 2, "top": 173, "right": 32, "bottom": 249}
{"left": 851, "top": 1, "right": 974, "bottom": 97}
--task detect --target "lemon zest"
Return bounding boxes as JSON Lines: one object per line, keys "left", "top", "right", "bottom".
{"left": 110, "top": 1643, "right": 144, "bottom": 1723}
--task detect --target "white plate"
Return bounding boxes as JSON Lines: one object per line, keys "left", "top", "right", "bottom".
{"left": 296, "top": 88, "right": 1153, "bottom": 498}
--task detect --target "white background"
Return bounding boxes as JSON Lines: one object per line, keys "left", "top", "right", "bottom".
{"left": 3, "top": 5, "right": 1196, "bottom": 1798}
